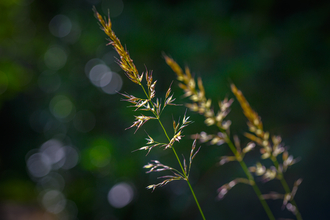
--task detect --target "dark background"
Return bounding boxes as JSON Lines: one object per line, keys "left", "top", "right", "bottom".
{"left": 0, "top": 0, "right": 329, "bottom": 219}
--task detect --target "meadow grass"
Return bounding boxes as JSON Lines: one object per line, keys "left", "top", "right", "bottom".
{"left": 94, "top": 8, "right": 206, "bottom": 220}
{"left": 165, "top": 56, "right": 303, "bottom": 220}
{"left": 95, "top": 8, "right": 302, "bottom": 220}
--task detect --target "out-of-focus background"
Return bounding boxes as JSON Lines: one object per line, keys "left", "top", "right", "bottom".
{"left": 0, "top": 0, "right": 329, "bottom": 219}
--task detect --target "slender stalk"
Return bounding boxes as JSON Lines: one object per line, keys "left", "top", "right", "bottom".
{"left": 272, "top": 157, "right": 303, "bottom": 220}
{"left": 164, "top": 56, "right": 273, "bottom": 219}
{"left": 94, "top": 10, "right": 206, "bottom": 219}
{"left": 139, "top": 80, "right": 206, "bottom": 220}
{"left": 280, "top": 178, "right": 302, "bottom": 220}
{"left": 186, "top": 178, "right": 206, "bottom": 220}
{"left": 229, "top": 83, "right": 303, "bottom": 219}
{"left": 159, "top": 118, "right": 206, "bottom": 220}
{"left": 224, "top": 135, "right": 276, "bottom": 220}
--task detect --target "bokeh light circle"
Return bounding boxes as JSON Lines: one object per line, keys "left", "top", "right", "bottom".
{"left": 41, "top": 190, "right": 66, "bottom": 214}
{"left": 49, "top": 95, "right": 75, "bottom": 120}
{"left": 89, "top": 145, "right": 111, "bottom": 168}
{"left": 108, "top": 182, "right": 134, "bottom": 208}
{"left": 49, "top": 14, "right": 72, "bottom": 38}
{"left": 27, "top": 153, "right": 52, "bottom": 177}
{"left": 89, "top": 64, "right": 111, "bottom": 87}
{"left": 87, "top": 61, "right": 123, "bottom": 94}
{"left": 38, "top": 173, "right": 65, "bottom": 191}
{"left": 85, "top": 58, "right": 104, "bottom": 77}
{"left": 62, "top": 146, "right": 79, "bottom": 170}
{"left": 101, "top": 71, "right": 123, "bottom": 94}
{"left": 40, "top": 139, "right": 66, "bottom": 170}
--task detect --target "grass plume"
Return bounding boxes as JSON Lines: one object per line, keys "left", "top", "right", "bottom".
{"left": 94, "top": 7, "right": 303, "bottom": 220}
{"left": 231, "top": 84, "right": 303, "bottom": 220}
{"left": 166, "top": 55, "right": 302, "bottom": 220}
{"left": 94, "top": 8, "right": 206, "bottom": 220}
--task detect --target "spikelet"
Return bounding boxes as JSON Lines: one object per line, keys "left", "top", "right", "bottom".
{"left": 164, "top": 54, "right": 233, "bottom": 131}
{"left": 217, "top": 178, "right": 253, "bottom": 200}
{"left": 231, "top": 84, "right": 302, "bottom": 219}
{"left": 94, "top": 8, "right": 142, "bottom": 85}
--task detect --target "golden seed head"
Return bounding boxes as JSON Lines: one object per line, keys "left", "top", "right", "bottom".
{"left": 263, "top": 168, "right": 277, "bottom": 180}
{"left": 215, "top": 112, "right": 223, "bottom": 122}
{"left": 256, "top": 129, "right": 263, "bottom": 136}
{"left": 205, "top": 117, "right": 215, "bottom": 126}
{"left": 221, "top": 120, "right": 231, "bottom": 130}
{"left": 243, "top": 142, "right": 255, "bottom": 154}
{"left": 263, "top": 132, "right": 269, "bottom": 140}
{"left": 261, "top": 152, "right": 271, "bottom": 159}
{"left": 185, "top": 103, "right": 198, "bottom": 112}
{"left": 204, "top": 109, "right": 214, "bottom": 118}
{"left": 255, "top": 163, "right": 266, "bottom": 176}
{"left": 231, "top": 83, "right": 263, "bottom": 131}
{"left": 164, "top": 54, "right": 184, "bottom": 78}
{"left": 190, "top": 94, "right": 199, "bottom": 102}
{"left": 262, "top": 140, "right": 269, "bottom": 147}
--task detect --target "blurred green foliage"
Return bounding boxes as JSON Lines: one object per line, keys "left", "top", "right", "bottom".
{"left": 0, "top": 0, "right": 329, "bottom": 219}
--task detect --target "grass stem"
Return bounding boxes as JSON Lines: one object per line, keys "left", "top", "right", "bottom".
{"left": 139, "top": 80, "right": 206, "bottom": 219}
{"left": 225, "top": 135, "right": 276, "bottom": 220}
{"left": 272, "top": 157, "right": 303, "bottom": 220}
{"left": 158, "top": 118, "right": 206, "bottom": 220}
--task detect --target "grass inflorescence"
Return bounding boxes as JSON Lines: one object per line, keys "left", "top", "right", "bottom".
{"left": 94, "top": 8, "right": 206, "bottom": 220}
{"left": 94, "top": 8, "right": 302, "bottom": 220}
{"left": 165, "top": 55, "right": 302, "bottom": 220}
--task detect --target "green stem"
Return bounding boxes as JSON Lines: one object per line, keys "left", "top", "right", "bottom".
{"left": 158, "top": 118, "right": 206, "bottom": 220}
{"left": 272, "top": 158, "right": 303, "bottom": 220}
{"left": 157, "top": 116, "right": 171, "bottom": 141}
{"left": 186, "top": 177, "right": 207, "bottom": 220}
{"left": 139, "top": 83, "right": 206, "bottom": 219}
{"left": 224, "top": 135, "right": 276, "bottom": 220}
